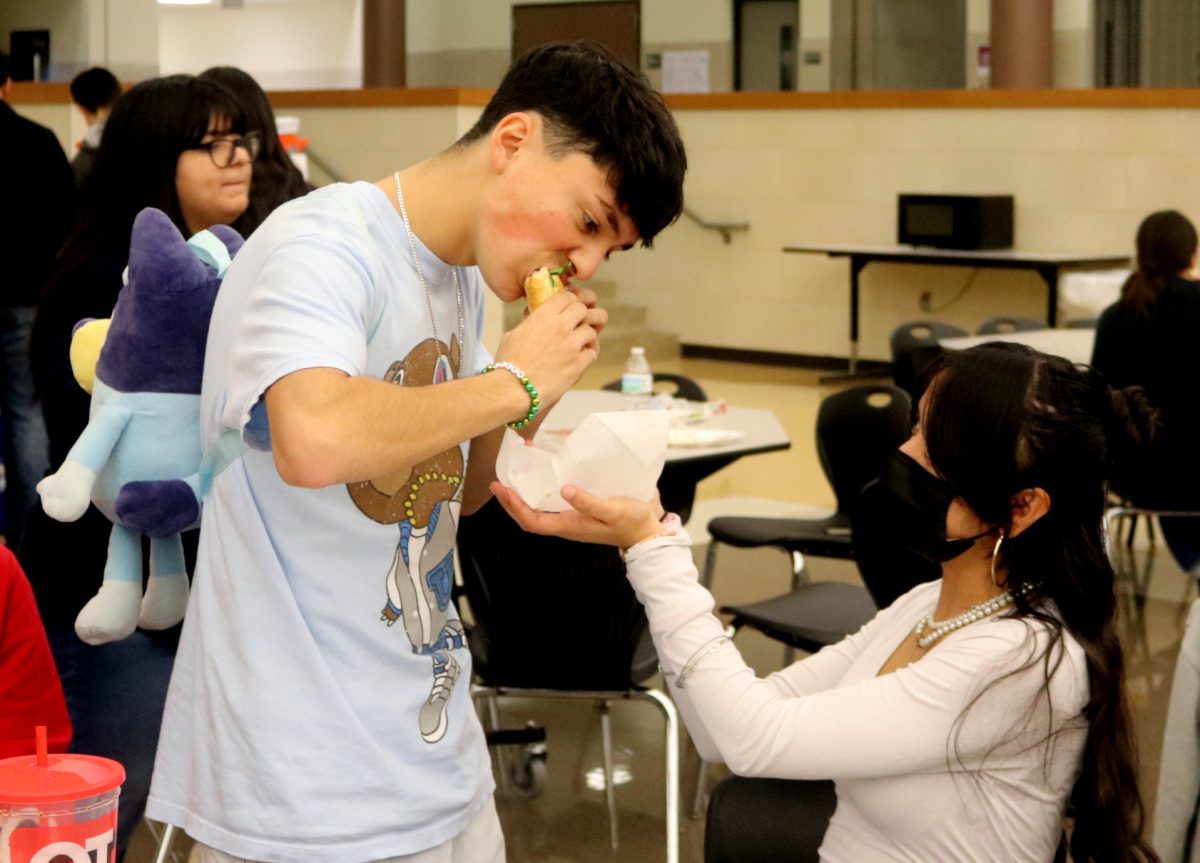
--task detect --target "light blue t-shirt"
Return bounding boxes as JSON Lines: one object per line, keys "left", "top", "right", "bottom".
{"left": 147, "top": 183, "right": 495, "bottom": 863}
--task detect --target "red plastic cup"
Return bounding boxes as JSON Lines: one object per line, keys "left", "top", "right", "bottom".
{"left": 0, "top": 727, "right": 124, "bottom": 863}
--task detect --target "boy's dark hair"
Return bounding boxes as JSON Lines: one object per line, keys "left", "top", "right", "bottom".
{"left": 70, "top": 67, "right": 122, "bottom": 113}
{"left": 460, "top": 40, "right": 686, "bottom": 247}
{"left": 0, "top": 51, "right": 9, "bottom": 84}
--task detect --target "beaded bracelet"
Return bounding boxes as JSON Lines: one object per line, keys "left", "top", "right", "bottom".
{"left": 482, "top": 362, "right": 540, "bottom": 429}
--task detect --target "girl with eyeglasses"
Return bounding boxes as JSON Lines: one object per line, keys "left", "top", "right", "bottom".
{"left": 22, "top": 74, "right": 251, "bottom": 862}
{"left": 200, "top": 66, "right": 311, "bottom": 237}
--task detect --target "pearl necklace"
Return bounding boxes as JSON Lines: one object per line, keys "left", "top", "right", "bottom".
{"left": 392, "top": 172, "right": 465, "bottom": 350}
{"left": 913, "top": 581, "right": 1038, "bottom": 648}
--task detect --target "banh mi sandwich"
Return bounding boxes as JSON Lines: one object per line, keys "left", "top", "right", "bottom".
{"left": 524, "top": 266, "right": 569, "bottom": 309}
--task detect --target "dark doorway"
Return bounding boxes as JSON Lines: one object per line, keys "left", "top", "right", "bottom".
{"left": 9, "top": 30, "right": 50, "bottom": 82}
{"left": 1095, "top": 0, "right": 1141, "bottom": 86}
{"left": 735, "top": 0, "right": 799, "bottom": 91}
{"left": 512, "top": 2, "right": 640, "bottom": 68}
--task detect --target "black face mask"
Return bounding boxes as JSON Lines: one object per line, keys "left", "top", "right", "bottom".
{"left": 861, "top": 450, "right": 992, "bottom": 564}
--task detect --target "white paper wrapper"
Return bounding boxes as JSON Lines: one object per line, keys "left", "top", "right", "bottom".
{"left": 496, "top": 410, "right": 670, "bottom": 511}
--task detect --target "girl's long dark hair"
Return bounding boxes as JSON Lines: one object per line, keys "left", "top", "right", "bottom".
{"left": 200, "top": 66, "right": 310, "bottom": 236}
{"left": 1121, "top": 209, "right": 1197, "bottom": 316}
{"left": 920, "top": 342, "right": 1158, "bottom": 863}
{"left": 35, "top": 75, "right": 245, "bottom": 366}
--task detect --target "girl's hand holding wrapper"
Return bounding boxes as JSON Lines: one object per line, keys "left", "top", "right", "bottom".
{"left": 491, "top": 481, "right": 666, "bottom": 551}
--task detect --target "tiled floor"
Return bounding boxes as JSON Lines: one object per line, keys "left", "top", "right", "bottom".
{"left": 130, "top": 356, "right": 1195, "bottom": 863}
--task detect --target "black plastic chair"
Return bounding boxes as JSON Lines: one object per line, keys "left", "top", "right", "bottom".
{"left": 703, "top": 384, "right": 912, "bottom": 623}
{"left": 976, "top": 315, "right": 1046, "bottom": 335}
{"left": 1105, "top": 505, "right": 1200, "bottom": 605}
{"left": 456, "top": 498, "right": 681, "bottom": 862}
{"left": 704, "top": 776, "right": 836, "bottom": 863}
{"left": 601, "top": 371, "right": 707, "bottom": 402}
{"left": 889, "top": 320, "right": 967, "bottom": 397}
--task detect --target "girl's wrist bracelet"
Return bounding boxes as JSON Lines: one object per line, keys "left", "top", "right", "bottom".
{"left": 674, "top": 635, "right": 732, "bottom": 688}
{"left": 482, "top": 362, "right": 540, "bottom": 429}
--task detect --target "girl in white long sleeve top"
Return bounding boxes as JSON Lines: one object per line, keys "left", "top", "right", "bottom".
{"left": 492, "top": 342, "right": 1160, "bottom": 863}
{"left": 623, "top": 527, "right": 1084, "bottom": 862}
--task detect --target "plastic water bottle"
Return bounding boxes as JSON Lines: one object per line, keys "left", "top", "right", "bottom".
{"left": 621, "top": 346, "right": 653, "bottom": 410}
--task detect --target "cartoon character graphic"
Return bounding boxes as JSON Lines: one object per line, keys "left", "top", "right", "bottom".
{"left": 347, "top": 336, "right": 467, "bottom": 743}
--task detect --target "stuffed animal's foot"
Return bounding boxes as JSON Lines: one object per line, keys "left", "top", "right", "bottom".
{"left": 138, "top": 575, "right": 188, "bottom": 631}
{"left": 37, "top": 461, "right": 96, "bottom": 523}
{"left": 116, "top": 480, "right": 200, "bottom": 538}
{"left": 75, "top": 581, "right": 141, "bottom": 645}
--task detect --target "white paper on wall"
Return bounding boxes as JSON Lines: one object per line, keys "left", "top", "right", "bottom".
{"left": 661, "top": 50, "right": 710, "bottom": 94}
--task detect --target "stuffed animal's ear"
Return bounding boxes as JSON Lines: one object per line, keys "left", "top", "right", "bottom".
{"left": 186, "top": 224, "right": 244, "bottom": 277}
{"left": 127, "top": 208, "right": 210, "bottom": 289}
{"left": 207, "top": 224, "right": 245, "bottom": 260}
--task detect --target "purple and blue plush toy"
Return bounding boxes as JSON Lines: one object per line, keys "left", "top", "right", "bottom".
{"left": 37, "top": 207, "right": 243, "bottom": 645}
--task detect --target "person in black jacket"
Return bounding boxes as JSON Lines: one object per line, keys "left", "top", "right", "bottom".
{"left": 22, "top": 74, "right": 250, "bottom": 861}
{"left": 0, "top": 51, "right": 75, "bottom": 554}
{"left": 1092, "top": 209, "right": 1200, "bottom": 578}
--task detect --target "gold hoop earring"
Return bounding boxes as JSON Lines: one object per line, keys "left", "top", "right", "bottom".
{"left": 990, "top": 531, "right": 1006, "bottom": 588}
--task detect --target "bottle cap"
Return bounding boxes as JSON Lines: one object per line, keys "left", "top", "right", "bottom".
{"left": 631, "top": 346, "right": 645, "bottom": 354}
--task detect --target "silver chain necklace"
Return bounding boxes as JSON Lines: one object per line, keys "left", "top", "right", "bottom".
{"left": 392, "top": 172, "right": 465, "bottom": 349}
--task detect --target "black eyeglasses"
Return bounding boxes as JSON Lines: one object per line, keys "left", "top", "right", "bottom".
{"left": 190, "top": 131, "right": 261, "bottom": 167}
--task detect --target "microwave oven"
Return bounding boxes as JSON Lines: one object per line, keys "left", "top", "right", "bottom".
{"left": 897, "top": 194, "right": 1014, "bottom": 250}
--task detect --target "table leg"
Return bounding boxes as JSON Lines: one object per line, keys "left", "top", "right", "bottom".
{"left": 819, "top": 256, "right": 884, "bottom": 383}
{"left": 1036, "top": 265, "right": 1059, "bottom": 327}
{"left": 848, "top": 256, "right": 866, "bottom": 372}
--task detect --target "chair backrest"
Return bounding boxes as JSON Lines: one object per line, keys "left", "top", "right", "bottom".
{"left": 456, "top": 498, "right": 651, "bottom": 691}
{"left": 814, "top": 385, "right": 912, "bottom": 517}
{"left": 601, "top": 372, "right": 708, "bottom": 402}
{"left": 704, "top": 776, "right": 836, "bottom": 863}
{"left": 888, "top": 320, "right": 967, "bottom": 396}
{"left": 977, "top": 316, "right": 1046, "bottom": 335}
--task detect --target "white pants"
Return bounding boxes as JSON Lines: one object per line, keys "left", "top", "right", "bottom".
{"left": 192, "top": 796, "right": 506, "bottom": 863}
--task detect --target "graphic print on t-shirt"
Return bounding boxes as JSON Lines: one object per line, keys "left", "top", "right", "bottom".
{"left": 346, "top": 335, "right": 467, "bottom": 743}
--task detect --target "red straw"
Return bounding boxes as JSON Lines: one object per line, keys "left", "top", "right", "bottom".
{"left": 35, "top": 725, "right": 48, "bottom": 766}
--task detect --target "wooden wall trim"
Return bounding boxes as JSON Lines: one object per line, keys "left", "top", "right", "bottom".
{"left": 9, "top": 82, "right": 72, "bottom": 103}
{"left": 662, "top": 87, "right": 1200, "bottom": 110}
{"left": 13, "top": 81, "right": 1200, "bottom": 111}
{"left": 262, "top": 87, "right": 495, "bottom": 108}
{"left": 8, "top": 82, "right": 493, "bottom": 108}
